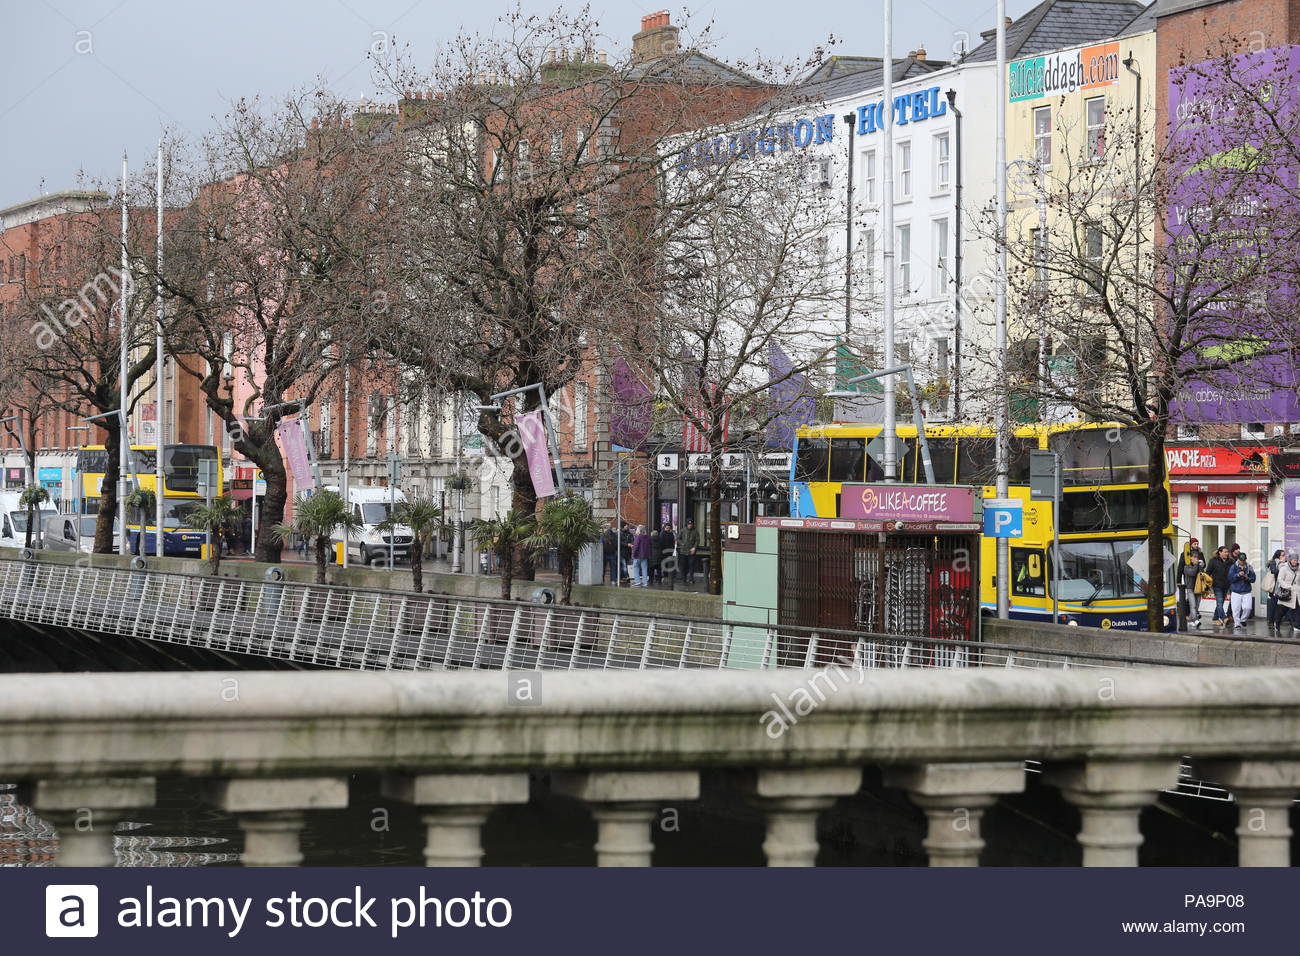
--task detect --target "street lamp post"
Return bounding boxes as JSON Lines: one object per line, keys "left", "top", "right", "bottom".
{"left": 945, "top": 89, "right": 964, "bottom": 420}
{"left": 68, "top": 424, "right": 91, "bottom": 515}
{"left": 994, "top": 0, "right": 1011, "bottom": 619}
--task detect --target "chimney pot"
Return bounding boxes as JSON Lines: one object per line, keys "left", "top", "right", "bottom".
{"left": 914, "top": 46, "right": 926, "bottom": 61}
{"left": 1005, "top": 15, "right": 1013, "bottom": 27}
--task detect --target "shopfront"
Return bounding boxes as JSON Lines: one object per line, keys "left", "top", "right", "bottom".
{"left": 1167, "top": 444, "right": 1276, "bottom": 562}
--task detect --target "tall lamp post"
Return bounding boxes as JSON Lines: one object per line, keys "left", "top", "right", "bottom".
{"left": 842, "top": 111, "right": 856, "bottom": 340}
{"left": 881, "top": 0, "right": 898, "bottom": 481}
{"left": 994, "top": 0, "right": 1011, "bottom": 619}
{"left": 944, "top": 89, "right": 964, "bottom": 420}
{"left": 826, "top": 364, "right": 937, "bottom": 485}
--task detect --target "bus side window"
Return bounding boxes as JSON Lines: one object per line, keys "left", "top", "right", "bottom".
{"left": 794, "top": 438, "right": 829, "bottom": 483}
{"left": 828, "top": 438, "right": 866, "bottom": 483}
{"left": 1012, "top": 548, "right": 1046, "bottom": 597}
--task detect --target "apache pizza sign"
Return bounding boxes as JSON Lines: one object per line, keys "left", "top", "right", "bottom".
{"left": 1165, "top": 446, "right": 1274, "bottom": 476}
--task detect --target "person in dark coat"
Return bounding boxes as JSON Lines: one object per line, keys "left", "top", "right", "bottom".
{"left": 1206, "top": 546, "right": 1232, "bottom": 626}
{"left": 1266, "top": 549, "right": 1287, "bottom": 632}
{"left": 679, "top": 520, "right": 700, "bottom": 584}
{"left": 630, "top": 525, "right": 651, "bottom": 587}
{"left": 1182, "top": 542, "right": 1206, "bottom": 629}
{"left": 649, "top": 524, "right": 664, "bottom": 584}
{"left": 657, "top": 525, "right": 677, "bottom": 586}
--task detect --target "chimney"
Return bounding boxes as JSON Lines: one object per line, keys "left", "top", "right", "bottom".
{"left": 913, "top": 46, "right": 926, "bottom": 61}
{"left": 633, "top": 10, "right": 680, "bottom": 61}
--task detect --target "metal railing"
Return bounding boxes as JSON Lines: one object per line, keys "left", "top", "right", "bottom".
{"left": 0, "top": 557, "right": 1188, "bottom": 675}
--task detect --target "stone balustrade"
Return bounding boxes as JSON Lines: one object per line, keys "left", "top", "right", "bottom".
{"left": 2, "top": 667, "right": 1300, "bottom": 866}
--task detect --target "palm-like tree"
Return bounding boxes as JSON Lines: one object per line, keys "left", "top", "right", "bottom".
{"left": 377, "top": 498, "right": 443, "bottom": 594}
{"left": 120, "top": 487, "right": 156, "bottom": 556}
{"left": 469, "top": 509, "right": 534, "bottom": 600}
{"left": 18, "top": 484, "right": 50, "bottom": 550}
{"left": 188, "top": 495, "right": 242, "bottom": 576}
{"left": 271, "top": 490, "right": 361, "bottom": 585}
{"left": 524, "top": 495, "right": 604, "bottom": 605}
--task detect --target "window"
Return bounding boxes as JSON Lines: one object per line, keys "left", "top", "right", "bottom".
{"left": 828, "top": 438, "right": 867, "bottom": 482}
{"left": 366, "top": 395, "right": 381, "bottom": 457}
{"left": 575, "top": 381, "right": 589, "bottom": 450}
{"left": 1085, "top": 96, "right": 1106, "bottom": 160}
{"left": 932, "top": 218, "right": 949, "bottom": 293}
{"left": 1012, "top": 548, "right": 1047, "bottom": 597}
{"left": 794, "top": 437, "right": 829, "bottom": 482}
{"left": 517, "top": 139, "right": 531, "bottom": 175}
{"left": 896, "top": 141, "right": 912, "bottom": 199}
{"left": 1242, "top": 422, "right": 1267, "bottom": 439}
{"left": 861, "top": 229, "right": 878, "bottom": 295}
{"left": 575, "top": 128, "right": 587, "bottom": 162}
{"left": 861, "top": 148, "right": 877, "bottom": 202}
{"left": 319, "top": 401, "right": 333, "bottom": 458}
{"left": 1052, "top": 538, "right": 1173, "bottom": 601}
{"left": 814, "top": 235, "right": 829, "bottom": 265}
{"left": 1031, "top": 227, "right": 1049, "bottom": 291}
{"left": 1084, "top": 222, "right": 1104, "bottom": 278}
{"left": 1033, "top": 106, "right": 1052, "bottom": 167}
{"left": 550, "top": 130, "right": 564, "bottom": 160}
{"left": 933, "top": 132, "right": 951, "bottom": 192}
{"left": 1048, "top": 429, "right": 1149, "bottom": 485}
{"left": 896, "top": 224, "right": 911, "bottom": 292}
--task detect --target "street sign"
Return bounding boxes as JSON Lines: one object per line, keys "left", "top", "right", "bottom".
{"left": 1029, "top": 450, "right": 1061, "bottom": 501}
{"left": 197, "top": 459, "right": 219, "bottom": 500}
{"left": 387, "top": 453, "right": 401, "bottom": 483}
{"left": 983, "top": 498, "right": 1024, "bottom": 538}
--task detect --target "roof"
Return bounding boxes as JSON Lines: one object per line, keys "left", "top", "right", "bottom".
{"left": 786, "top": 55, "right": 950, "bottom": 109}
{"left": 626, "top": 50, "right": 764, "bottom": 86}
{"left": 965, "top": 0, "right": 1150, "bottom": 62}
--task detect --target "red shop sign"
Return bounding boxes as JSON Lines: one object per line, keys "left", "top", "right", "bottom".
{"left": 1198, "top": 493, "right": 1237, "bottom": 519}
{"left": 1166, "top": 445, "right": 1275, "bottom": 476}
{"left": 1258, "top": 493, "right": 1269, "bottom": 519}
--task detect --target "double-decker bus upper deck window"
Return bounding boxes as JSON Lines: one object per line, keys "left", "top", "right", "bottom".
{"left": 163, "top": 444, "right": 217, "bottom": 494}
{"left": 1049, "top": 429, "right": 1148, "bottom": 485}
{"left": 828, "top": 438, "right": 867, "bottom": 483}
{"left": 927, "top": 438, "right": 958, "bottom": 484}
{"left": 1059, "top": 488, "right": 1161, "bottom": 533}
{"left": 794, "top": 437, "right": 829, "bottom": 483}
{"left": 956, "top": 436, "right": 997, "bottom": 485}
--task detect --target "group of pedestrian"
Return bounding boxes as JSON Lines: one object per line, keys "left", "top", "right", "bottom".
{"left": 1183, "top": 538, "right": 1300, "bottom": 632}
{"left": 601, "top": 519, "right": 701, "bottom": 588}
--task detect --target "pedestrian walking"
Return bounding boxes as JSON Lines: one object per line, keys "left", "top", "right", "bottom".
{"left": 620, "top": 522, "right": 633, "bottom": 584}
{"left": 649, "top": 524, "right": 664, "bottom": 585}
{"left": 1182, "top": 542, "right": 1206, "bottom": 628}
{"left": 1276, "top": 554, "right": 1300, "bottom": 631}
{"left": 1206, "top": 546, "right": 1232, "bottom": 626}
{"left": 657, "top": 524, "right": 677, "bottom": 586}
{"left": 1227, "top": 554, "right": 1256, "bottom": 631}
{"left": 679, "top": 520, "right": 699, "bottom": 585}
{"left": 631, "top": 525, "right": 650, "bottom": 587}
{"left": 601, "top": 522, "right": 619, "bottom": 585}
{"left": 1264, "top": 549, "right": 1287, "bottom": 632}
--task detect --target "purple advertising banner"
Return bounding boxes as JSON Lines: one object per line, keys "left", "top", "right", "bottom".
{"left": 1285, "top": 480, "right": 1300, "bottom": 553}
{"left": 516, "top": 410, "right": 556, "bottom": 498}
{"left": 841, "top": 484, "right": 977, "bottom": 522}
{"left": 1167, "top": 45, "right": 1300, "bottom": 425}
{"left": 275, "top": 419, "right": 312, "bottom": 490}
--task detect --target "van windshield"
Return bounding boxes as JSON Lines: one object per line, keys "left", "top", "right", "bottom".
{"left": 360, "top": 503, "right": 392, "bottom": 524}
{"left": 11, "top": 510, "right": 56, "bottom": 533}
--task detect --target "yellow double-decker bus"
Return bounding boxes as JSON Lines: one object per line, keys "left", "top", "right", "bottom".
{"left": 790, "top": 422, "right": 1177, "bottom": 631}
{"left": 76, "top": 443, "right": 223, "bottom": 557}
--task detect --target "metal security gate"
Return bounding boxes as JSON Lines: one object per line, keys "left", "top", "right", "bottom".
{"left": 778, "top": 530, "right": 978, "bottom": 661}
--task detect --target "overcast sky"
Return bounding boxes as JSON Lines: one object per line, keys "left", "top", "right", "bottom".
{"left": 2, "top": 0, "right": 1038, "bottom": 209}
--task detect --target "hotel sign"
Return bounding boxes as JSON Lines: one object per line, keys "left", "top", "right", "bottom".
{"left": 1010, "top": 42, "right": 1121, "bottom": 102}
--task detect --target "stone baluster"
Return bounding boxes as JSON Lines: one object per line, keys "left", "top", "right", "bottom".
{"left": 210, "top": 777, "right": 349, "bottom": 866}
{"left": 551, "top": 770, "right": 699, "bottom": 866}
{"left": 884, "top": 762, "right": 1026, "bottom": 866}
{"left": 382, "top": 772, "right": 530, "bottom": 866}
{"left": 1045, "top": 760, "right": 1182, "bottom": 867}
{"left": 748, "top": 768, "right": 862, "bottom": 867}
{"left": 1196, "top": 759, "right": 1300, "bottom": 867}
{"left": 33, "top": 776, "right": 156, "bottom": 867}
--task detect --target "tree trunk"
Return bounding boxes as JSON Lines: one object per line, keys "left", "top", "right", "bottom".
{"left": 1147, "top": 428, "right": 1168, "bottom": 633}
{"left": 707, "top": 454, "right": 723, "bottom": 596}
{"left": 560, "top": 552, "right": 573, "bottom": 605}
{"left": 314, "top": 534, "right": 329, "bottom": 586}
{"left": 411, "top": 546, "right": 424, "bottom": 593}
{"left": 94, "top": 424, "right": 122, "bottom": 554}
{"left": 510, "top": 459, "right": 539, "bottom": 582}
{"left": 499, "top": 545, "right": 513, "bottom": 600}
{"left": 255, "top": 459, "right": 288, "bottom": 563}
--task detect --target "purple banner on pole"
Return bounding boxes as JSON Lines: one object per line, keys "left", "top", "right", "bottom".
{"left": 1285, "top": 480, "right": 1300, "bottom": 554}
{"left": 766, "top": 341, "right": 815, "bottom": 449}
{"left": 841, "top": 483, "right": 978, "bottom": 523}
{"left": 1167, "top": 45, "right": 1300, "bottom": 425}
{"left": 276, "top": 419, "right": 312, "bottom": 489}
{"left": 517, "top": 410, "right": 556, "bottom": 498}
{"left": 610, "top": 358, "right": 652, "bottom": 450}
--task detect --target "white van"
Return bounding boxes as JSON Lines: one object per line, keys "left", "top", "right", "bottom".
{"left": 326, "top": 485, "right": 414, "bottom": 565}
{"left": 0, "top": 491, "right": 58, "bottom": 550}
{"left": 43, "top": 513, "right": 120, "bottom": 554}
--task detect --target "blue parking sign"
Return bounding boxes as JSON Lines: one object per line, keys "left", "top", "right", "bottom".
{"left": 983, "top": 498, "right": 1023, "bottom": 538}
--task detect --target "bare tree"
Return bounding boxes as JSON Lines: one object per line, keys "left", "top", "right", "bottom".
{"left": 150, "top": 92, "right": 394, "bottom": 561}
{"left": 620, "top": 140, "right": 844, "bottom": 594}
{"left": 987, "top": 43, "right": 1300, "bottom": 630}
{"left": 11, "top": 199, "right": 157, "bottom": 552}
{"left": 365, "top": 7, "right": 782, "bottom": 580}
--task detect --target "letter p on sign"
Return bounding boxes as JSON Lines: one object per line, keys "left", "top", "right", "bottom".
{"left": 983, "top": 499, "right": 1024, "bottom": 538}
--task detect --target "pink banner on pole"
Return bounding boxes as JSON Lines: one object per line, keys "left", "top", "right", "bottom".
{"left": 516, "top": 410, "right": 556, "bottom": 498}
{"left": 276, "top": 419, "right": 312, "bottom": 489}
